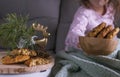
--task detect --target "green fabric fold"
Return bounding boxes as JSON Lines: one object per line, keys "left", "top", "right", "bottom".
{"left": 51, "top": 48, "right": 120, "bottom": 77}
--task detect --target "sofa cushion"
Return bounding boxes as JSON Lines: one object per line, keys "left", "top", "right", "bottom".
{"left": 26, "top": 0, "right": 60, "bottom": 19}
{"left": 0, "top": 0, "right": 61, "bottom": 51}
{"left": 0, "top": 0, "right": 26, "bottom": 17}
{"left": 56, "top": 0, "right": 80, "bottom": 52}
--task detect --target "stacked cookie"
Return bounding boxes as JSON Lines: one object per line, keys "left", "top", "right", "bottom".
{"left": 1, "top": 48, "right": 51, "bottom": 67}
{"left": 86, "top": 22, "right": 120, "bottom": 39}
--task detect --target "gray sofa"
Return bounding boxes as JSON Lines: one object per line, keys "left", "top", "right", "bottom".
{"left": 0, "top": 0, "right": 80, "bottom": 53}
{"left": 0, "top": 1, "right": 79, "bottom": 76}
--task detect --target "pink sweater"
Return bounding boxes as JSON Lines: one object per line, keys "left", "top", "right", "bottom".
{"left": 65, "top": 5, "right": 115, "bottom": 50}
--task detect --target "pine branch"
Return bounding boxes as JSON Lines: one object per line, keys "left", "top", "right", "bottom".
{"left": 0, "top": 13, "right": 35, "bottom": 50}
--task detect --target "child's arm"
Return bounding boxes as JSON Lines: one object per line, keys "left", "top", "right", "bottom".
{"left": 70, "top": 11, "right": 88, "bottom": 36}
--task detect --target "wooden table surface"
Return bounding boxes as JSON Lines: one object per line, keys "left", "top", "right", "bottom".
{"left": 0, "top": 51, "right": 54, "bottom": 74}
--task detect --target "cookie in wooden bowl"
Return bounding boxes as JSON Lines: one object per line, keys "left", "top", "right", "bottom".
{"left": 79, "top": 22, "right": 120, "bottom": 55}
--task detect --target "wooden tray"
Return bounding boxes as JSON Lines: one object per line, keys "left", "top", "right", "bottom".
{"left": 0, "top": 52, "right": 54, "bottom": 74}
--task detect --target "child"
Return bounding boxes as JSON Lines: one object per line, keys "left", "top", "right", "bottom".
{"left": 65, "top": 0, "right": 120, "bottom": 57}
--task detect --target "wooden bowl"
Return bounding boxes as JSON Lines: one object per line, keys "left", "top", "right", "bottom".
{"left": 79, "top": 36, "right": 118, "bottom": 55}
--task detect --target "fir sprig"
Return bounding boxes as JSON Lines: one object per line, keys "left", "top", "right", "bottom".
{"left": 0, "top": 13, "right": 35, "bottom": 50}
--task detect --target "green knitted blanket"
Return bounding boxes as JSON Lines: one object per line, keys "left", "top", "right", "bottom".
{"left": 50, "top": 48, "right": 120, "bottom": 77}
